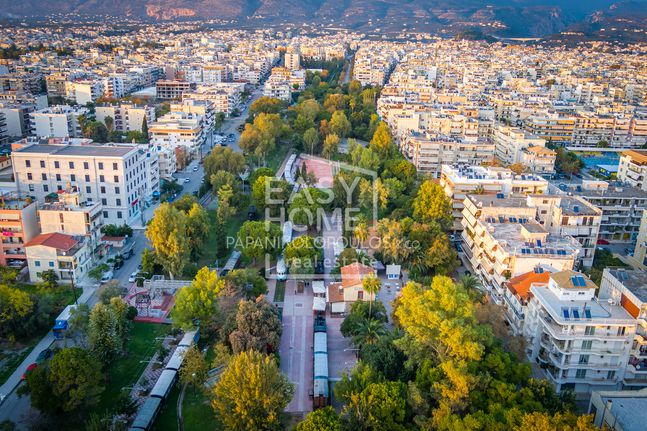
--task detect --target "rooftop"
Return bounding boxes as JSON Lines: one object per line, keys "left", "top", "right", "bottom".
{"left": 607, "top": 269, "right": 647, "bottom": 303}
{"left": 551, "top": 269, "right": 597, "bottom": 290}
{"left": 25, "top": 232, "right": 79, "bottom": 251}
{"left": 488, "top": 221, "right": 580, "bottom": 258}
{"left": 15, "top": 143, "right": 135, "bottom": 157}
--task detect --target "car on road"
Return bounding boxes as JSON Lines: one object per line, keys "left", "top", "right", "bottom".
{"left": 101, "top": 270, "right": 114, "bottom": 283}
{"left": 21, "top": 363, "right": 37, "bottom": 381}
{"left": 183, "top": 178, "right": 190, "bottom": 183}
{"left": 113, "top": 259, "right": 124, "bottom": 270}
{"left": 36, "top": 349, "right": 53, "bottom": 363}
{"left": 193, "top": 166, "right": 199, "bottom": 172}
{"left": 128, "top": 272, "right": 138, "bottom": 283}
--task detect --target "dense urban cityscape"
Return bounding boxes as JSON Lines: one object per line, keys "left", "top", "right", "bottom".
{"left": 0, "top": 4, "right": 647, "bottom": 431}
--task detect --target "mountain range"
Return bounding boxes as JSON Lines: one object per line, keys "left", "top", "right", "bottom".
{"left": 1, "top": 0, "right": 646, "bottom": 39}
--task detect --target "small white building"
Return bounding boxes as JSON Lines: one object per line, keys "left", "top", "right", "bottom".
{"left": 25, "top": 232, "right": 92, "bottom": 284}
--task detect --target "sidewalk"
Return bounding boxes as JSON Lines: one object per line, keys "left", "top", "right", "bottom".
{"left": 0, "top": 286, "right": 96, "bottom": 402}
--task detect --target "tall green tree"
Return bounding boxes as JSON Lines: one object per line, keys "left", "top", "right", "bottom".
{"left": 412, "top": 180, "right": 453, "bottom": 229}
{"left": 303, "top": 127, "right": 320, "bottom": 154}
{"left": 361, "top": 273, "right": 381, "bottom": 318}
{"left": 173, "top": 267, "right": 224, "bottom": 330}
{"left": 180, "top": 345, "right": 209, "bottom": 395}
{"left": 229, "top": 299, "right": 282, "bottom": 354}
{"left": 368, "top": 121, "right": 395, "bottom": 159}
{"left": 212, "top": 350, "right": 294, "bottom": 431}
{"left": 297, "top": 407, "right": 341, "bottom": 431}
{"left": 146, "top": 203, "right": 191, "bottom": 279}
{"left": 237, "top": 221, "right": 282, "bottom": 263}
{"left": 329, "top": 110, "right": 351, "bottom": 138}
{"left": 87, "top": 302, "right": 122, "bottom": 368}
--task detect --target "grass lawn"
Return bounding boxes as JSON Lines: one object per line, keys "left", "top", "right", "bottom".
{"left": 197, "top": 209, "right": 247, "bottom": 269}
{"left": 264, "top": 143, "right": 291, "bottom": 172}
{"left": 96, "top": 322, "right": 171, "bottom": 413}
{"left": 274, "top": 280, "right": 286, "bottom": 303}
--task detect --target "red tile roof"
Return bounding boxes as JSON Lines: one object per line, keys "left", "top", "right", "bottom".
{"left": 507, "top": 270, "right": 550, "bottom": 300}
{"left": 341, "top": 262, "right": 374, "bottom": 289}
{"left": 327, "top": 282, "right": 344, "bottom": 304}
{"left": 25, "top": 232, "right": 78, "bottom": 251}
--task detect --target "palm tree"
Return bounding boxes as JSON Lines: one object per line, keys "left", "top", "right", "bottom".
{"left": 352, "top": 318, "right": 386, "bottom": 351}
{"left": 362, "top": 273, "right": 381, "bottom": 319}
{"left": 354, "top": 221, "right": 369, "bottom": 249}
{"left": 458, "top": 274, "right": 482, "bottom": 292}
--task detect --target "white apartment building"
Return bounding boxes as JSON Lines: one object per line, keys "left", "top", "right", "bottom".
{"left": 401, "top": 133, "right": 494, "bottom": 177}
{"left": 520, "top": 145, "right": 557, "bottom": 175}
{"left": 170, "top": 99, "right": 214, "bottom": 132}
{"left": 440, "top": 164, "right": 549, "bottom": 230}
{"left": 38, "top": 189, "right": 103, "bottom": 248}
{"left": 95, "top": 104, "right": 155, "bottom": 133}
{"left": 263, "top": 77, "right": 291, "bottom": 101}
{"left": 523, "top": 270, "right": 636, "bottom": 397}
{"left": 461, "top": 194, "right": 581, "bottom": 303}
{"left": 492, "top": 123, "right": 547, "bottom": 166}
{"left": 284, "top": 48, "right": 301, "bottom": 71}
{"left": 149, "top": 112, "right": 205, "bottom": 158}
{"left": 65, "top": 80, "right": 105, "bottom": 105}
{"left": 25, "top": 232, "right": 92, "bottom": 284}
{"left": 599, "top": 269, "right": 647, "bottom": 389}
{"left": 11, "top": 142, "right": 152, "bottom": 225}
{"left": 30, "top": 105, "right": 89, "bottom": 138}
{"left": 183, "top": 83, "right": 245, "bottom": 116}
{"left": 618, "top": 150, "right": 647, "bottom": 191}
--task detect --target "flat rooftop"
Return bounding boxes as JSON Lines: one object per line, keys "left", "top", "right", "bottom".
{"left": 467, "top": 194, "right": 528, "bottom": 208}
{"left": 531, "top": 285, "right": 635, "bottom": 325}
{"left": 608, "top": 269, "right": 647, "bottom": 303}
{"left": 488, "top": 221, "right": 580, "bottom": 258}
{"left": 599, "top": 394, "right": 647, "bottom": 431}
{"left": 15, "top": 144, "right": 135, "bottom": 157}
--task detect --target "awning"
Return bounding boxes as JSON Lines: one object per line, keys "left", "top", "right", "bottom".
{"left": 313, "top": 297, "right": 326, "bottom": 312}
{"left": 331, "top": 302, "right": 347, "bottom": 314}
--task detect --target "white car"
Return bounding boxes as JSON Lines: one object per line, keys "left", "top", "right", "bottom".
{"left": 100, "top": 271, "right": 114, "bottom": 283}
{"left": 128, "top": 272, "right": 138, "bottom": 283}
{"left": 193, "top": 166, "right": 199, "bottom": 172}
{"left": 183, "top": 178, "right": 190, "bottom": 183}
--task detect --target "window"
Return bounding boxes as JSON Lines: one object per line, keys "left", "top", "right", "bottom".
{"left": 100, "top": 186, "right": 106, "bottom": 193}
{"left": 35, "top": 261, "right": 40, "bottom": 267}
{"left": 113, "top": 162, "right": 118, "bottom": 170}
{"left": 618, "top": 327, "right": 626, "bottom": 336}
{"left": 99, "top": 175, "right": 105, "bottom": 183}
{"left": 41, "top": 173, "right": 47, "bottom": 180}
{"left": 116, "top": 199, "right": 121, "bottom": 206}
{"left": 71, "top": 174, "right": 76, "bottom": 182}
{"left": 28, "top": 184, "right": 35, "bottom": 192}
{"left": 103, "top": 211, "right": 108, "bottom": 218}
{"left": 115, "top": 187, "right": 120, "bottom": 194}
{"left": 114, "top": 175, "right": 119, "bottom": 183}
{"left": 25, "top": 160, "right": 31, "bottom": 168}
{"left": 101, "top": 198, "right": 107, "bottom": 205}
{"left": 55, "top": 174, "right": 61, "bottom": 181}
{"left": 585, "top": 326, "right": 595, "bottom": 336}
{"left": 98, "top": 162, "right": 104, "bottom": 170}
{"left": 117, "top": 211, "right": 123, "bottom": 219}
{"left": 40, "top": 161, "right": 45, "bottom": 168}
{"left": 607, "top": 370, "right": 616, "bottom": 379}
{"left": 57, "top": 185, "right": 62, "bottom": 191}
{"left": 54, "top": 161, "right": 60, "bottom": 169}
{"left": 85, "top": 175, "right": 90, "bottom": 182}
{"left": 84, "top": 162, "right": 89, "bottom": 169}
{"left": 578, "top": 355, "right": 589, "bottom": 365}
{"left": 27, "top": 173, "right": 32, "bottom": 180}
{"left": 575, "top": 369, "right": 587, "bottom": 379}
{"left": 49, "top": 262, "right": 54, "bottom": 267}
{"left": 86, "top": 186, "right": 91, "bottom": 193}
{"left": 69, "top": 162, "right": 74, "bottom": 169}
{"left": 581, "top": 340, "right": 593, "bottom": 350}
{"left": 43, "top": 185, "right": 48, "bottom": 192}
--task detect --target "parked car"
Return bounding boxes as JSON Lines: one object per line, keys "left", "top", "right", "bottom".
{"left": 183, "top": 178, "right": 191, "bottom": 183}
{"left": 128, "top": 272, "right": 138, "bottom": 283}
{"left": 113, "top": 259, "right": 124, "bottom": 270}
{"left": 35, "top": 349, "right": 53, "bottom": 364}
{"left": 101, "top": 270, "right": 114, "bottom": 283}
{"left": 21, "top": 363, "right": 37, "bottom": 381}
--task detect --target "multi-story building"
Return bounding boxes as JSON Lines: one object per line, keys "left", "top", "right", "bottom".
{"left": 156, "top": 80, "right": 196, "bottom": 101}
{"left": 170, "top": 99, "right": 214, "bottom": 132}
{"left": 527, "top": 195, "right": 602, "bottom": 267}
{"left": 25, "top": 232, "right": 92, "bottom": 284}
{"left": 502, "top": 267, "right": 552, "bottom": 334}
{"left": 0, "top": 101, "right": 37, "bottom": 138}
{"left": 11, "top": 141, "right": 153, "bottom": 225}
{"left": 461, "top": 194, "right": 581, "bottom": 302}
{"left": 95, "top": 104, "right": 155, "bottom": 133}
{"left": 263, "top": 77, "right": 291, "bottom": 101}
{"left": 558, "top": 180, "right": 647, "bottom": 243}
{"left": 631, "top": 211, "right": 647, "bottom": 268}
{"left": 523, "top": 270, "right": 636, "bottom": 397}
{"left": 520, "top": 145, "right": 557, "bottom": 175}
{"left": 148, "top": 112, "right": 205, "bottom": 158}
{"left": 440, "top": 164, "right": 549, "bottom": 230}
{"left": 65, "top": 80, "right": 105, "bottom": 105}
{"left": 492, "top": 124, "right": 547, "bottom": 166}
{"left": 30, "top": 105, "right": 89, "bottom": 138}
{"left": 0, "top": 112, "right": 6, "bottom": 144}
{"left": 38, "top": 189, "right": 103, "bottom": 249}
{"left": 400, "top": 133, "right": 494, "bottom": 177}
{"left": 0, "top": 193, "right": 39, "bottom": 267}
{"left": 284, "top": 48, "right": 301, "bottom": 71}
{"left": 618, "top": 150, "right": 647, "bottom": 191}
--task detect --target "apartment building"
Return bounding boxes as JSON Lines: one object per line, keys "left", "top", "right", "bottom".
{"left": 524, "top": 114, "right": 576, "bottom": 144}
{"left": 523, "top": 270, "right": 635, "bottom": 397}
{"left": 618, "top": 150, "right": 647, "bottom": 191}
{"left": 492, "top": 124, "right": 547, "bottom": 166}
{"left": 95, "top": 104, "right": 155, "bottom": 133}
{"left": 30, "top": 105, "right": 89, "bottom": 138}
{"left": 631, "top": 211, "right": 647, "bottom": 269}
{"left": 38, "top": 189, "right": 103, "bottom": 247}
{"left": 440, "top": 164, "right": 549, "bottom": 230}
{"left": 599, "top": 269, "right": 647, "bottom": 389}
{"left": 461, "top": 194, "right": 581, "bottom": 302}
{"left": 527, "top": 195, "right": 602, "bottom": 267}
{"left": 65, "top": 80, "right": 105, "bottom": 105}
{"left": 183, "top": 83, "right": 244, "bottom": 116}
{"left": 149, "top": 112, "right": 205, "bottom": 158}
{"left": 558, "top": 180, "right": 647, "bottom": 243}
{"left": 0, "top": 102, "right": 37, "bottom": 138}
{"left": 520, "top": 145, "right": 557, "bottom": 175}
{"left": 284, "top": 48, "right": 301, "bottom": 70}
{"left": 156, "top": 80, "right": 196, "bottom": 100}
{"left": 0, "top": 193, "right": 39, "bottom": 267}
{"left": 502, "top": 267, "right": 552, "bottom": 334}
{"left": 12, "top": 142, "right": 152, "bottom": 225}
{"left": 263, "top": 77, "right": 291, "bottom": 101}
{"left": 170, "top": 99, "right": 214, "bottom": 132}
{"left": 589, "top": 388, "right": 647, "bottom": 431}
{"left": 401, "top": 133, "right": 494, "bottom": 177}
{"left": 0, "top": 112, "right": 6, "bottom": 144}
{"left": 25, "top": 232, "right": 91, "bottom": 284}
